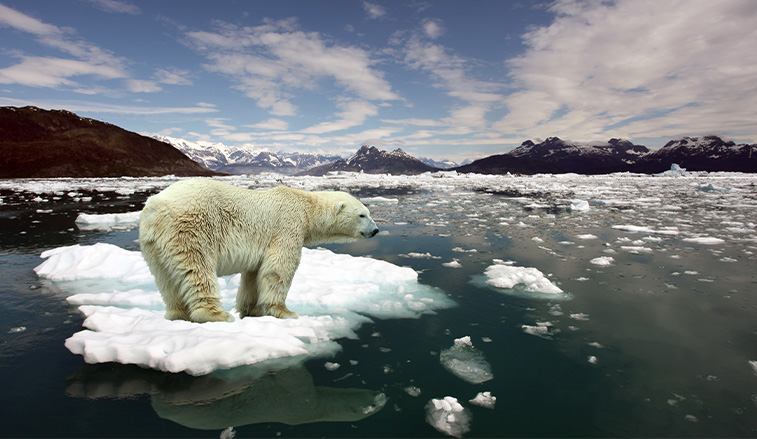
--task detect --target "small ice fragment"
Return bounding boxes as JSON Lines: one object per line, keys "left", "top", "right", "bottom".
{"left": 440, "top": 336, "right": 493, "bottom": 384}
{"left": 531, "top": 237, "right": 544, "bottom": 243}
{"left": 522, "top": 322, "right": 555, "bottom": 339}
{"left": 749, "top": 361, "right": 757, "bottom": 376}
{"left": 469, "top": 391, "right": 496, "bottom": 409}
{"left": 404, "top": 386, "right": 422, "bottom": 397}
{"left": 683, "top": 236, "right": 725, "bottom": 245}
{"left": 590, "top": 256, "right": 614, "bottom": 266}
{"left": 443, "top": 259, "right": 462, "bottom": 268}
{"left": 425, "top": 396, "right": 471, "bottom": 438}
{"left": 220, "top": 426, "right": 236, "bottom": 439}
{"left": 481, "top": 337, "right": 492, "bottom": 343}
{"left": 8, "top": 326, "right": 27, "bottom": 333}
{"left": 684, "top": 415, "right": 698, "bottom": 423}
{"left": 587, "top": 356, "right": 598, "bottom": 364}
{"left": 587, "top": 342, "right": 604, "bottom": 349}
{"left": 577, "top": 234, "right": 598, "bottom": 240}
{"left": 570, "top": 313, "right": 590, "bottom": 321}
{"left": 400, "top": 252, "right": 441, "bottom": 259}
{"left": 568, "top": 199, "right": 590, "bottom": 212}
{"left": 324, "top": 362, "right": 340, "bottom": 371}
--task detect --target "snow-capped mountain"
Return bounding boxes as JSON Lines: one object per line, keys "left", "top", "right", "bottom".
{"left": 634, "top": 136, "right": 756, "bottom": 173}
{"left": 508, "top": 137, "right": 649, "bottom": 174}
{"left": 153, "top": 135, "right": 342, "bottom": 175}
{"left": 300, "top": 145, "right": 439, "bottom": 176}
{"left": 418, "top": 156, "right": 460, "bottom": 169}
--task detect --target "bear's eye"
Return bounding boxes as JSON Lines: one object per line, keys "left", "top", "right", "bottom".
{"left": 359, "top": 214, "right": 366, "bottom": 218}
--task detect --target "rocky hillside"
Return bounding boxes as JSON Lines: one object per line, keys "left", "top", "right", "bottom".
{"left": 0, "top": 106, "right": 219, "bottom": 178}
{"left": 633, "top": 136, "right": 756, "bottom": 173}
{"left": 508, "top": 137, "right": 649, "bottom": 174}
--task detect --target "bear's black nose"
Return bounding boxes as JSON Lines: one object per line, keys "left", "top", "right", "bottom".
{"left": 370, "top": 228, "right": 379, "bottom": 237}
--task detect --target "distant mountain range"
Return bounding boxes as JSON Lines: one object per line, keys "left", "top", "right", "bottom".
{"left": 300, "top": 145, "right": 439, "bottom": 176}
{"left": 0, "top": 106, "right": 217, "bottom": 178}
{"left": 154, "top": 135, "right": 344, "bottom": 175}
{"left": 1, "top": 106, "right": 754, "bottom": 178}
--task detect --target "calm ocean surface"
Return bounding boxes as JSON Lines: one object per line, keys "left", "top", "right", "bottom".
{"left": 1, "top": 172, "right": 756, "bottom": 437}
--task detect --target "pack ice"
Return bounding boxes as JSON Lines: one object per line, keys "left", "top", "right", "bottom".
{"left": 35, "top": 243, "right": 454, "bottom": 376}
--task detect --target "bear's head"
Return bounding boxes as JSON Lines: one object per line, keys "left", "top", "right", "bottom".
{"left": 315, "top": 191, "right": 379, "bottom": 244}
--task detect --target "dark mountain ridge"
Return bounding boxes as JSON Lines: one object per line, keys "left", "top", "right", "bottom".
{"left": 0, "top": 106, "right": 219, "bottom": 178}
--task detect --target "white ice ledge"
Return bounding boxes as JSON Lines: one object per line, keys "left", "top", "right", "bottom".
{"left": 35, "top": 243, "right": 454, "bottom": 376}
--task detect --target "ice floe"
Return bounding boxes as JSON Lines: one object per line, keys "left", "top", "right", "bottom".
{"left": 439, "top": 336, "right": 493, "bottom": 384}
{"left": 425, "top": 396, "right": 471, "bottom": 438}
{"left": 469, "top": 391, "right": 496, "bottom": 409}
{"left": 481, "top": 262, "right": 567, "bottom": 298}
{"left": 35, "top": 243, "right": 454, "bottom": 375}
{"left": 75, "top": 211, "right": 141, "bottom": 231}
{"left": 590, "top": 256, "right": 614, "bottom": 266}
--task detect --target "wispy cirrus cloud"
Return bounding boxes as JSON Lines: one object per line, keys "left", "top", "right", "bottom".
{"left": 83, "top": 0, "right": 141, "bottom": 15}
{"left": 186, "top": 19, "right": 400, "bottom": 117}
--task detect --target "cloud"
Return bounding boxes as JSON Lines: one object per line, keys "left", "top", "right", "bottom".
{"left": 186, "top": 19, "right": 400, "bottom": 116}
{"left": 399, "top": 30, "right": 505, "bottom": 134}
{"left": 421, "top": 18, "right": 444, "bottom": 39}
{"left": 494, "top": 0, "right": 757, "bottom": 142}
{"left": 0, "top": 56, "right": 125, "bottom": 88}
{"left": 0, "top": 96, "right": 219, "bottom": 115}
{"left": 363, "top": 1, "right": 387, "bottom": 19}
{"left": 126, "top": 79, "right": 162, "bottom": 93}
{"left": 300, "top": 100, "right": 378, "bottom": 134}
{"left": 153, "top": 68, "right": 193, "bottom": 85}
{"left": 83, "top": 0, "right": 141, "bottom": 15}
{"left": 247, "top": 118, "right": 290, "bottom": 131}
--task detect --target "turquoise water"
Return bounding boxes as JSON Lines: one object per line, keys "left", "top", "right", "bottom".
{"left": 1, "top": 173, "right": 756, "bottom": 437}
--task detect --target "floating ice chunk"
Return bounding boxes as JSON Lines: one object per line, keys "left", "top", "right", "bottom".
{"left": 34, "top": 243, "right": 153, "bottom": 285}
{"left": 590, "top": 256, "right": 614, "bottom": 266}
{"left": 577, "top": 234, "right": 598, "bottom": 240}
{"left": 360, "top": 196, "right": 399, "bottom": 205}
{"left": 587, "top": 356, "right": 598, "bottom": 364}
{"left": 439, "top": 336, "right": 493, "bottom": 384}
{"left": 749, "top": 360, "right": 757, "bottom": 376}
{"left": 452, "top": 247, "right": 477, "bottom": 253}
{"left": 75, "top": 211, "right": 141, "bottom": 226}
{"left": 220, "top": 427, "right": 235, "bottom": 439}
{"left": 404, "top": 386, "right": 422, "bottom": 397}
{"left": 8, "top": 326, "right": 26, "bottom": 333}
{"left": 482, "top": 264, "right": 565, "bottom": 297}
{"left": 620, "top": 246, "right": 653, "bottom": 254}
{"left": 324, "top": 362, "right": 340, "bottom": 371}
{"left": 521, "top": 322, "right": 556, "bottom": 339}
{"left": 570, "top": 313, "right": 590, "bottom": 321}
{"left": 400, "top": 252, "right": 441, "bottom": 259}
{"left": 568, "top": 199, "right": 590, "bottom": 212}
{"left": 37, "top": 244, "right": 454, "bottom": 375}
{"left": 469, "top": 391, "right": 496, "bottom": 409}
{"left": 442, "top": 259, "right": 462, "bottom": 268}
{"left": 425, "top": 396, "right": 471, "bottom": 438}
{"left": 683, "top": 236, "right": 725, "bottom": 245}
{"left": 612, "top": 225, "right": 679, "bottom": 235}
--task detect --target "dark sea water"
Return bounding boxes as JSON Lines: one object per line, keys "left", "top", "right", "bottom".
{"left": 1, "top": 173, "right": 756, "bottom": 438}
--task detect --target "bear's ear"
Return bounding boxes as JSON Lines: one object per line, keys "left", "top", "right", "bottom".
{"left": 336, "top": 201, "right": 346, "bottom": 213}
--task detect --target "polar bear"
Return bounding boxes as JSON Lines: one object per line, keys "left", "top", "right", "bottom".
{"left": 139, "top": 179, "right": 379, "bottom": 323}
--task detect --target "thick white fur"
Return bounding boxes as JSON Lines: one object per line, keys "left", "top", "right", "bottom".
{"left": 139, "top": 179, "right": 378, "bottom": 323}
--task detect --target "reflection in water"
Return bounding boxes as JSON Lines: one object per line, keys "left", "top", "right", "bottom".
{"left": 67, "top": 362, "right": 386, "bottom": 430}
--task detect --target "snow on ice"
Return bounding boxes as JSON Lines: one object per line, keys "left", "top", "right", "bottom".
{"left": 35, "top": 243, "right": 454, "bottom": 375}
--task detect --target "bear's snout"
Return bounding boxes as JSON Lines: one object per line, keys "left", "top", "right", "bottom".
{"left": 369, "top": 227, "right": 379, "bottom": 238}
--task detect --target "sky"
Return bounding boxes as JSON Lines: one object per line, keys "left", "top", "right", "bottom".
{"left": 1, "top": 0, "right": 756, "bottom": 162}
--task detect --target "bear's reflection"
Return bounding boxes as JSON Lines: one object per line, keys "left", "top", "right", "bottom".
{"left": 67, "top": 362, "right": 386, "bottom": 429}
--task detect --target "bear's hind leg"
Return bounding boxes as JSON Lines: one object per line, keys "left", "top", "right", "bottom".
{"left": 251, "top": 261, "right": 299, "bottom": 319}
{"left": 179, "top": 266, "right": 233, "bottom": 323}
